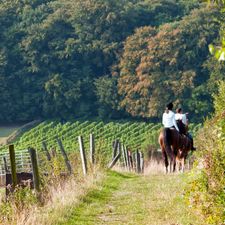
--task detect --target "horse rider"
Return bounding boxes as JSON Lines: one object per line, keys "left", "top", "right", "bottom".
{"left": 162, "top": 102, "right": 179, "bottom": 132}
{"left": 175, "top": 107, "right": 196, "bottom": 150}
{"left": 175, "top": 107, "right": 188, "bottom": 135}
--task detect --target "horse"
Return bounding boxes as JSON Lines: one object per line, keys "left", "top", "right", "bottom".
{"left": 158, "top": 128, "right": 192, "bottom": 173}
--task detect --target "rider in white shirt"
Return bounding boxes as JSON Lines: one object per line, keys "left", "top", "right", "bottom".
{"left": 175, "top": 111, "right": 187, "bottom": 125}
{"left": 162, "top": 102, "right": 179, "bottom": 132}
{"left": 175, "top": 108, "right": 188, "bottom": 135}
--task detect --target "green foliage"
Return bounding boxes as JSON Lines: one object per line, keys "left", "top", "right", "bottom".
{"left": 11, "top": 186, "right": 38, "bottom": 209}
{"left": 186, "top": 81, "right": 225, "bottom": 224}
{"left": 94, "top": 76, "right": 122, "bottom": 119}
{"left": 43, "top": 74, "right": 82, "bottom": 119}
{"left": 204, "top": 57, "right": 225, "bottom": 93}
{"left": 213, "top": 80, "right": 225, "bottom": 115}
{"left": 0, "top": 0, "right": 210, "bottom": 123}
{"left": 207, "top": 0, "right": 225, "bottom": 61}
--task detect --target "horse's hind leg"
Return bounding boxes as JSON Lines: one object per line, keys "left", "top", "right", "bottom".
{"left": 173, "top": 157, "right": 176, "bottom": 172}
{"left": 172, "top": 147, "right": 177, "bottom": 172}
{"left": 169, "top": 156, "right": 176, "bottom": 173}
{"left": 162, "top": 149, "right": 169, "bottom": 173}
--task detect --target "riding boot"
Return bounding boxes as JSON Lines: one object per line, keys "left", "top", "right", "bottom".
{"left": 191, "top": 139, "right": 196, "bottom": 151}
{"left": 187, "top": 133, "right": 196, "bottom": 150}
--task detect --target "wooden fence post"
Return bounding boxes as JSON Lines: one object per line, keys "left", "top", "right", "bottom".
{"left": 132, "top": 152, "right": 136, "bottom": 171}
{"left": 108, "top": 144, "right": 121, "bottom": 169}
{"left": 42, "top": 141, "right": 51, "bottom": 161}
{"left": 129, "top": 153, "right": 133, "bottom": 171}
{"left": 57, "top": 138, "right": 72, "bottom": 174}
{"left": 112, "top": 139, "right": 119, "bottom": 159}
{"left": 78, "top": 136, "right": 87, "bottom": 176}
{"left": 140, "top": 152, "right": 144, "bottom": 173}
{"left": 90, "top": 134, "right": 95, "bottom": 165}
{"left": 125, "top": 146, "right": 130, "bottom": 171}
{"left": 122, "top": 145, "right": 127, "bottom": 170}
{"left": 117, "top": 142, "right": 121, "bottom": 167}
{"left": 9, "top": 145, "right": 17, "bottom": 189}
{"left": 3, "top": 157, "right": 8, "bottom": 173}
{"left": 136, "top": 150, "right": 141, "bottom": 173}
{"left": 29, "top": 148, "right": 40, "bottom": 194}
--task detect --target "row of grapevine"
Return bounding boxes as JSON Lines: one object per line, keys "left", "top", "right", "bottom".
{"left": 0, "top": 120, "right": 201, "bottom": 158}
{"left": 3, "top": 121, "right": 161, "bottom": 155}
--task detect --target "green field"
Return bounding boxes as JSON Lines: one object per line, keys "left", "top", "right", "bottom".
{"left": 9, "top": 120, "right": 161, "bottom": 156}
{"left": 0, "top": 120, "right": 201, "bottom": 157}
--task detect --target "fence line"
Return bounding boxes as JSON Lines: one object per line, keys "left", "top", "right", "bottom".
{"left": 0, "top": 149, "right": 32, "bottom": 175}
{"left": 108, "top": 140, "right": 144, "bottom": 174}
{"left": 0, "top": 133, "right": 145, "bottom": 199}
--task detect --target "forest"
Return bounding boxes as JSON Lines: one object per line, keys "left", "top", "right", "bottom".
{"left": 0, "top": 0, "right": 224, "bottom": 123}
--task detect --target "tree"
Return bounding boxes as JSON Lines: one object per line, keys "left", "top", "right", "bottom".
{"left": 118, "top": 7, "right": 219, "bottom": 120}
{"left": 43, "top": 74, "right": 81, "bottom": 118}
{"left": 95, "top": 75, "right": 124, "bottom": 119}
{"left": 0, "top": 0, "right": 214, "bottom": 122}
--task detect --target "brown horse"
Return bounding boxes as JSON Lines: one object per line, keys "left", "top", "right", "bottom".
{"left": 158, "top": 128, "right": 192, "bottom": 173}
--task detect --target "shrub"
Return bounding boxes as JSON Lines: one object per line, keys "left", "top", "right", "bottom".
{"left": 186, "top": 81, "right": 225, "bottom": 224}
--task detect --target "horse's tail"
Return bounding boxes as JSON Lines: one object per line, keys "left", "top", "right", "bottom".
{"left": 163, "top": 128, "right": 173, "bottom": 159}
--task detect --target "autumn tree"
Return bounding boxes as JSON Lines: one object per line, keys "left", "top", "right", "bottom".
{"left": 118, "top": 7, "right": 219, "bottom": 120}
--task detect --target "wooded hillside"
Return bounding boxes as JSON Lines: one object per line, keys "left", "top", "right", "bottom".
{"left": 0, "top": 0, "right": 224, "bottom": 122}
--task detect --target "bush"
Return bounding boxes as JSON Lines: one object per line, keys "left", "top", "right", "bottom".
{"left": 186, "top": 81, "right": 225, "bottom": 224}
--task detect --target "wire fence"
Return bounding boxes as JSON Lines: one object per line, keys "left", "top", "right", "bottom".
{"left": 0, "top": 149, "right": 32, "bottom": 175}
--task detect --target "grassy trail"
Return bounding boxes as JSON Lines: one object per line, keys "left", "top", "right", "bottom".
{"left": 58, "top": 171, "right": 203, "bottom": 225}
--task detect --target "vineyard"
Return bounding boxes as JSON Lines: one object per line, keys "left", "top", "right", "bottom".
{"left": 9, "top": 120, "right": 161, "bottom": 157}
{"left": 0, "top": 120, "right": 201, "bottom": 158}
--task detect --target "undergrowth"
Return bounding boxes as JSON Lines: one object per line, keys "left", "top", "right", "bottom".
{"left": 186, "top": 81, "right": 225, "bottom": 225}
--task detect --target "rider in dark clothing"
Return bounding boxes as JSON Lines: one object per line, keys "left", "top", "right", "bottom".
{"left": 175, "top": 108, "right": 196, "bottom": 150}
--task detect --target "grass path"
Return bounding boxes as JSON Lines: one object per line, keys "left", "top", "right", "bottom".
{"left": 58, "top": 171, "right": 203, "bottom": 225}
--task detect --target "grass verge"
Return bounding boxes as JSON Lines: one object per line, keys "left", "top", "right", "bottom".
{"left": 0, "top": 171, "right": 105, "bottom": 225}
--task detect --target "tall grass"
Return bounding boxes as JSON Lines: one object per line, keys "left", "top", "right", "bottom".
{"left": 0, "top": 172, "right": 105, "bottom": 225}
{"left": 0, "top": 150, "right": 106, "bottom": 225}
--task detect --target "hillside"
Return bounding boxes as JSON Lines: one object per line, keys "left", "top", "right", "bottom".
{"left": 0, "top": 0, "right": 223, "bottom": 123}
